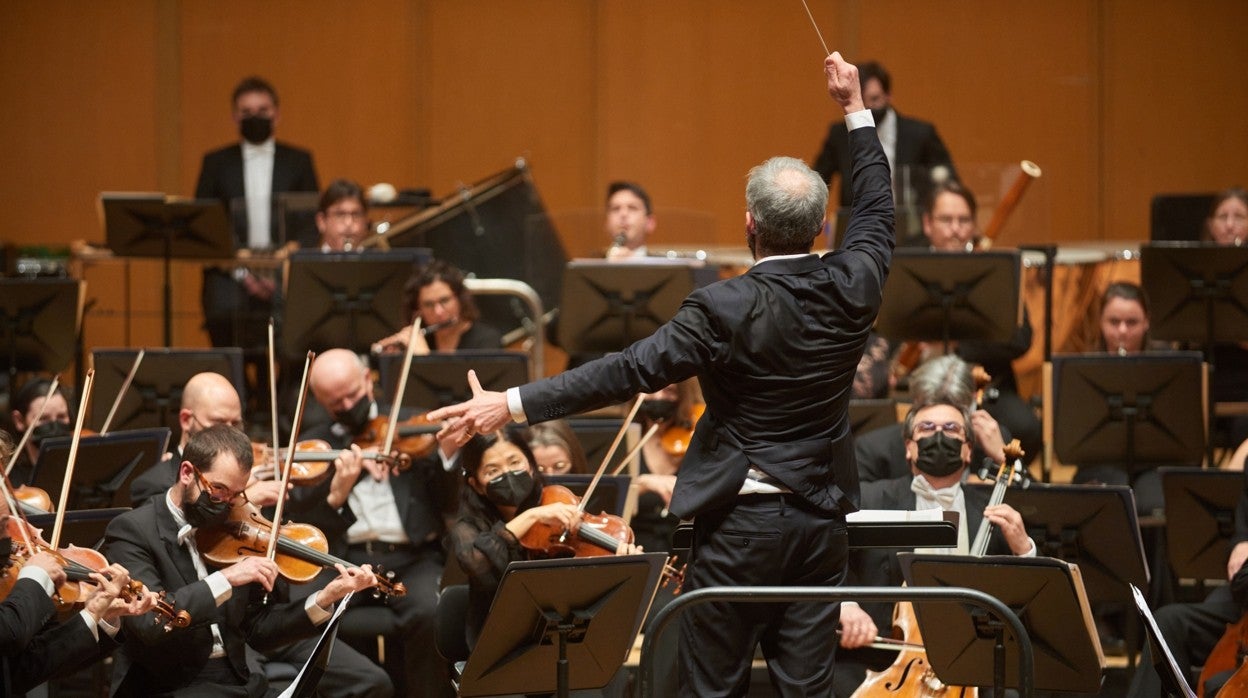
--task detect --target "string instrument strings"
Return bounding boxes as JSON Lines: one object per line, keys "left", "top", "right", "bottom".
{"left": 970, "top": 439, "right": 1026, "bottom": 557}
{"left": 99, "top": 349, "right": 145, "bottom": 435}
{"left": 5, "top": 378, "right": 59, "bottom": 477}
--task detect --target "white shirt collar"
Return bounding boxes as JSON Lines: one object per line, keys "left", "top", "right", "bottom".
{"left": 752, "top": 252, "right": 816, "bottom": 266}
{"left": 242, "top": 138, "right": 276, "bottom": 157}
{"left": 165, "top": 489, "right": 195, "bottom": 544}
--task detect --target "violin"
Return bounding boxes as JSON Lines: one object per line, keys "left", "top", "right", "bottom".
{"left": 659, "top": 403, "right": 705, "bottom": 459}
{"left": 194, "top": 500, "right": 406, "bottom": 598}
{"left": 250, "top": 440, "right": 411, "bottom": 486}
{"left": 12, "top": 485, "right": 52, "bottom": 515}
{"left": 354, "top": 414, "right": 439, "bottom": 460}
{"left": 0, "top": 515, "right": 190, "bottom": 630}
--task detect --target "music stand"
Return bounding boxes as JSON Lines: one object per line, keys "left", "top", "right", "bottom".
{"left": 557, "top": 260, "right": 717, "bottom": 354}
{"left": 1051, "top": 352, "right": 1205, "bottom": 472}
{"left": 900, "top": 553, "right": 1104, "bottom": 694}
{"left": 281, "top": 249, "right": 430, "bottom": 360}
{"left": 875, "top": 249, "right": 1022, "bottom": 350}
{"left": 567, "top": 418, "right": 641, "bottom": 477}
{"left": 26, "top": 508, "right": 131, "bottom": 550}
{"left": 1132, "top": 584, "right": 1198, "bottom": 698}
{"left": 849, "top": 399, "right": 900, "bottom": 438}
{"left": 31, "top": 428, "right": 170, "bottom": 510}
{"left": 991, "top": 483, "right": 1149, "bottom": 603}
{"left": 1150, "top": 194, "right": 1217, "bottom": 243}
{"left": 0, "top": 278, "right": 83, "bottom": 388}
{"left": 101, "top": 193, "right": 234, "bottom": 346}
{"left": 89, "top": 348, "right": 245, "bottom": 432}
{"left": 544, "top": 475, "right": 632, "bottom": 518}
{"left": 459, "top": 554, "right": 666, "bottom": 698}
{"left": 275, "top": 191, "right": 321, "bottom": 249}
{"left": 377, "top": 351, "right": 529, "bottom": 411}
{"left": 1142, "top": 243, "right": 1248, "bottom": 346}
{"left": 1159, "top": 467, "right": 1243, "bottom": 582}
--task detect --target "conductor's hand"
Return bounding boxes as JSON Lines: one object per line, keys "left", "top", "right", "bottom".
{"left": 221, "top": 556, "right": 282, "bottom": 592}
{"left": 316, "top": 563, "right": 377, "bottom": 608}
{"left": 1228, "top": 541, "right": 1248, "bottom": 581}
{"left": 838, "top": 603, "right": 878, "bottom": 649}
{"left": 984, "top": 503, "right": 1033, "bottom": 556}
{"left": 427, "top": 370, "right": 512, "bottom": 447}
{"left": 825, "top": 52, "right": 864, "bottom": 114}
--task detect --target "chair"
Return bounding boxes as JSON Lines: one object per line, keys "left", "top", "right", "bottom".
{"left": 435, "top": 584, "right": 471, "bottom": 691}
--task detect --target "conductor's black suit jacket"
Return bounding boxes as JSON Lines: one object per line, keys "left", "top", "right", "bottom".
{"left": 194, "top": 142, "right": 319, "bottom": 244}
{"left": 519, "top": 126, "right": 894, "bottom": 520}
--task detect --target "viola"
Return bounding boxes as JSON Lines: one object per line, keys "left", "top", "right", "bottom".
{"left": 354, "top": 414, "right": 439, "bottom": 460}
{"left": 658, "top": 403, "right": 706, "bottom": 459}
{"left": 519, "top": 484, "right": 635, "bottom": 559}
{"left": 13, "top": 485, "right": 52, "bottom": 515}
{"left": 0, "top": 515, "right": 190, "bottom": 630}
{"left": 194, "top": 501, "right": 406, "bottom": 598}
{"left": 250, "top": 440, "right": 411, "bottom": 486}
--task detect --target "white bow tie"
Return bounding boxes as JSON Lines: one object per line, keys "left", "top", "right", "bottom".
{"left": 177, "top": 523, "right": 195, "bottom": 546}
{"left": 911, "top": 476, "right": 959, "bottom": 510}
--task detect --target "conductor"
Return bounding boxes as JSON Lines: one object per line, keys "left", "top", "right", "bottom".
{"left": 429, "top": 52, "right": 894, "bottom": 696}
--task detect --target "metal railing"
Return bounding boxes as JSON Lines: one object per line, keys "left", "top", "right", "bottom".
{"left": 463, "top": 278, "right": 544, "bottom": 379}
{"left": 639, "top": 585, "right": 1034, "bottom": 697}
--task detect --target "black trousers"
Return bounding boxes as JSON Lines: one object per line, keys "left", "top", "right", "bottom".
{"left": 680, "top": 493, "right": 849, "bottom": 697}
{"left": 1128, "top": 585, "right": 1239, "bottom": 697}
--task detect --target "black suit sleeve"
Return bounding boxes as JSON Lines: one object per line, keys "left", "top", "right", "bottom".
{"left": 9, "top": 614, "right": 117, "bottom": 695}
{"left": 0, "top": 577, "right": 56, "bottom": 654}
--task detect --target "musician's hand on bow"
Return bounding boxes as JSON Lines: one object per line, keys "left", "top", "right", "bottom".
{"left": 984, "top": 503, "right": 1032, "bottom": 555}
{"left": 824, "top": 51, "right": 863, "bottom": 114}
{"left": 971, "top": 410, "right": 1006, "bottom": 464}
{"left": 838, "top": 603, "right": 878, "bottom": 649}
{"left": 428, "top": 370, "right": 512, "bottom": 446}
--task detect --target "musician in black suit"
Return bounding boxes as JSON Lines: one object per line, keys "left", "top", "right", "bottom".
{"left": 429, "top": 52, "right": 891, "bottom": 697}
{"left": 195, "top": 76, "right": 318, "bottom": 351}
{"left": 103, "top": 425, "right": 377, "bottom": 697}
{"left": 835, "top": 401, "right": 1035, "bottom": 696}
{"left": 813, "top": 60, "right": 956, "bottom": 209}
{"left": 298, "top": 348, "right": 452, "bottom": 698}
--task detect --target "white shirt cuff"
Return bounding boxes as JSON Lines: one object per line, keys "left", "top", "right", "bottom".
{"left": 98, "top": 616, "right": 121, "bottom": 639}
{"left": 18, "top": 565, "right": 55, "bottom": 597}
{"left": 844, "top": 109, "right": 875, "bottom": 131}
{"left": 1018, "top": 538, "right": 1037, "bottom": 558}
{"left": 506, "top": 387, "right": 528, "bottom": 423}
{"left": 440, "top": 448, "right": 460, "bottom": 473}
{"left": 205, "top": 572, "right": 233, "bottom": 605}
{"left": 306, "top": 593, "right": 333, "bottom": 624}
{"left": 78, "top": 609, "right": 101, "bottom": 642}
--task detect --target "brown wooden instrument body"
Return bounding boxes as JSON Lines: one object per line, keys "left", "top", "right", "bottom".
{"left": 519, "top": 485, "right": 633, "bottom": 559}
{"left": 1200, "top": 614, "right": 1248, "bottom": 697}
{"left": 13, "top": 485, "right": 52, "bottom": 514}
{"left": 852, "top": 601, "right": 976, "bottom": 698}
{"left": 250, "top": 440, "right": 411, "bottom": 487}
{"left": 659, "top": 403, "right": 706, "bottom": 458}
{"left": 354, "top": 415, "right": 438, "bottom": 461}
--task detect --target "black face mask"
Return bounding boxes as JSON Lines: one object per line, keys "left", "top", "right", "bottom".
{"left": 30, "top": 421, "right": 71, "bottom": 446}
{"left": 239, "top": 115, "right": 273, "bottom": 144}
{"left": 870, "top": 106, "right": 889, "bottom": 124}
{"left": 184, "top": 488, "right": 231, "bottom": 529}
{"left": 335, "top": 396, "right": 372, "bottom": 433}
{"left": 484, "top": 470, "right": 535, "bottom": 508}
{"left": 913, "top": 432, "right": 965, "bottom": 478}
{"left": 638, "top": 399, "right": 678, "bottom": 423}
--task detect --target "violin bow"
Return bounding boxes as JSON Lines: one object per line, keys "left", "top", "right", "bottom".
{"left": 610, "top": 423, "right": 661, "bottom": 477}
{"left": 266, "top": 351, "right": 315, "bottom": 564}
{"left": 267, "top": 320, "right": 282, "bottom": 477}
{"left": 99, "top": 349, "right": 145, "bottom": 435}
{"left": 575, "top": 394, "right": 645, "bottom": 516}
{"left": 49, "top": 369, "right": 95, "bottom": 549}
{"left": 381, "top": 320, "right": 423, "bottom": 459}
{"left": 5, "top": 377, "right": 58, "bottom": 477}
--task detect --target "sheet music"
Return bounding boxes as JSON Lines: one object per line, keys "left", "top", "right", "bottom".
{"left": 847, "top": 508, "right": 948, "bottom": 523}
{"left": 1132, "top": 584, "right": 1197, "bottom": 698}
{"left": 277, "top": 591, "right": 355, "bottom": 698}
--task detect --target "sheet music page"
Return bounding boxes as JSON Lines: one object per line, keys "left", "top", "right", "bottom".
{"left": 847, "top": 509, "right": 949, "bottom": 523}
{"left": 276, "top": 591, "right": 355, "bottom": 698}
{"left": 1132, "top": 584, "right": 1196, "bottom": 698}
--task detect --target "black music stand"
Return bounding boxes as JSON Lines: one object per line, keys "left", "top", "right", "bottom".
{"left": 849, "top": 398, "right": 899, "bottom": 438}
{"left": 459, "top": 554, "right": 666, "bottom": 698}
{"left": 844, "top": 509, "right": 959, "bottom": 549}
{"left": 1142, "top": 243, "right": 1248, "bottom": 350}
{"left": 0, "top": 278, "right": 82, "bottom": 389}
{"left": 1051, "top": 352, "right": 1205, "bottom": 472}
{"left": 89, "top": 348, "right": 245, "bottom": 433}
{"left": 900, "top": 553, "right": 1104, "bottom": 694}
{"left": 280, "top": 249, "right": 429, "bottom": 360}
{"left": 26, "top": 508, "right": 130, "bottom": 550}
{"left": 993, "top": 483, "right": 1149, "bottom": 603}
{"left": 567, "top": 418, "right": 640, "bottom": 477}
{"left": 1150, "top": 194, "right": 1217, "bottom": 243}
{"left": 31, "top": 428, "right": 170, "bottom": 510}
{"left": 875, "top": 249, "right": 1022, "bottom": 350}
{"left": 1159, "top": 467, "right": 1243, "bottom": 582}
{"left": 377, "top": 351, "right": 529, "bottom": 411}
{"left": 1132, "top": 584, "right": 1198, "bottom": 698}
{"left": 101, "top": 194, "right": 234, "bottom": 346}
{"left": 544, "top": 475, "right": 633, "bottom": 518}
{"left": 558, "top": 260, "right": 717, "bottom": 354}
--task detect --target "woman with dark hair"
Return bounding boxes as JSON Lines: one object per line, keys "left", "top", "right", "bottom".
{"left": 1095, "top": 281, "right": 1155, "bottom": 355}
{"left": 373, "top": 259, "right": 502, "bottom": 355}
{"left": 7, "top": 377, "right": 73, "bottom": 486}
{"left": 445, "top": 429, "right": 634, "bottom": 647}
{"left": 525, "top": 419, "right": 587, "bottom": 475}
{"left": 1205, "top": 188, "right": 1248, "bottom": 247}
{"left": 1203, "top": 189, "right": 1248, "bottom": 447}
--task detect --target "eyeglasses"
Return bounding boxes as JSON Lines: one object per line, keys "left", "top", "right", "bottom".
{"left": 479, "top": 456, "right": 529, "bottom": 482}
{"left": 932, "top": 215, "right": 974, "bottom": 228}
{"left": 192, "top": 466, "right": 248, "bottom": 505}
{"left": 326, "top": 209, "right": 367, "bottom": 222}
{"left": 912, "top": 421, "right": 966, "bottom": 438}
{"left": 419, "top": 294, "right": 456, "bottom": 312}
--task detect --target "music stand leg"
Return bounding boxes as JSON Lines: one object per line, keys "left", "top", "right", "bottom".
{"left": 542, "top": 608, "right": 574, "bottom": 698}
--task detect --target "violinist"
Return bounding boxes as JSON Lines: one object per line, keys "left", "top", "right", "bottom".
{"left": 103, "top": 425, "right": 378, "bottom": 697}
{"left": 431, "top": 52, "right": 888, "bottom": 697}
{"left": 836, "top": 401, "right": 1035, "bottom": 697}
{"left": 630, "top": 382, "right": 700, "bottom": 554}
{"left": 911, "top": 181, "right": 1042, "bottom": 465}
{"left": 446, "top": 430, "right": 639, "bottom": 647}
{"left": 7, "top": 377, "right": 73, "bottom": 486}
{"left": 301, "top": 348, "right": 452, "bottom": 698}
{"left": 371, "top": 260, "right": 502, "bottom": 356}
{"left": 526, "top": 419, "right": 587, "bottom": 475}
